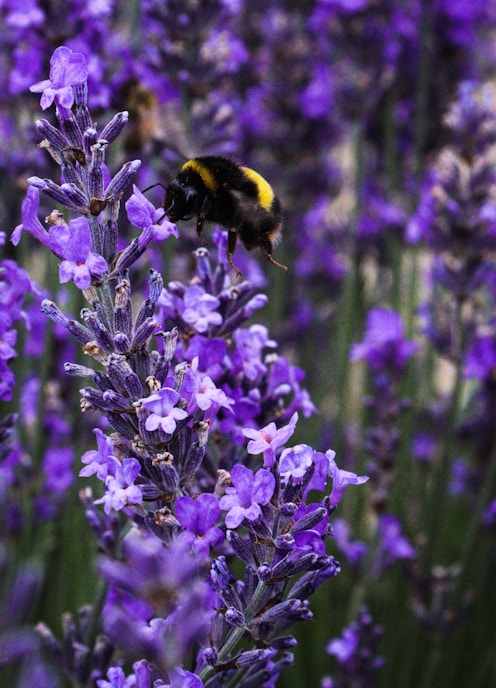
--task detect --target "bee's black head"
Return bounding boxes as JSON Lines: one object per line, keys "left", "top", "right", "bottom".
{"left": 164, "top": 182, "right": 198, "bottom": 222}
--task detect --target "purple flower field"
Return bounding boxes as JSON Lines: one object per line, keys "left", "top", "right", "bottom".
{"left": 2, "top": 2, "right": 496, "bottom": 687}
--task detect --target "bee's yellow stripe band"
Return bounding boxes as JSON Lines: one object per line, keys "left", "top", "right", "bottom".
{"left": 240, "top": 166, "right": 274, "bottom": 211}
{"left": 182, "top": 159, "right": 218, "bottom": 194}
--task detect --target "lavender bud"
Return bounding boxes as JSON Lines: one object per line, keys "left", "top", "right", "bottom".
{"left": 132, "top": 317, "right": 159, "bottom": 348}
{"left": 64, "top": 363, "right": 95, "bottom": 378}
{"left": 41, "top": 300, "right": 95, "bottom": 344}
{"left": 35, "top": 621, "right": 59, "bottom": 654}
{"left": 131, "top": 348, "right": 152, "bottom": 383}
{"left": 36, "top": 119, "right": 68, "bottom": 150}
{"left": 100, "top": 111, "right": 129, "bottom": 144}
{"left": 274, "top": 533, "right": 295, "bottom": 550}
{"left": 148, "top": 269, "right": 163, "bottom": 304}
{"left": 107, "top": 354, "right": 133, "bottom": 395}
{"left": 182, "top": 442, "right": 206, "bottom": 479}
{"left": 227, "top": 531, "right": 258, "bottom": 568}
{"left": 157, "top": 328, "right": 178, "bottom": 362}
{"left": 136, "top": 405, "right": 159, "bottom": 446}
{"left": 73, "top": 82, "right": 88, "bottom": 108}
{"left": 288, "top": 558, "right": 341, "bottom": 599}
{"left": 87, "top": 215, "right": 104, "bottom": 256}
{"left": 111, "top": 236, "right": 145, "bottom": 273}
{"left": 134, "top": 299, "right": 154, "bottom": 332}
{"left": 193, "top": 246, "right": 212, "bottom": 280}
{"left": 84, "top": 127, "right": 98, "bottom": 151}
{"left": 243, "top": 566, "right": 258, "bottom": 603}
{"left": 76, "top": 104, "right": 92, "bottom": 135}
{"left": 215, "top": 470, "right": 232, "bottom": 499}
{"left": 290, "top": 507, "right": 327, "bottom": 534}
{"left": 81, "top": 310, "right": 114, "bottom": 353}
{"left": 28, "top": 176, "right": 81, "bottom": 210}
{"left": 114, "top": 279, "right": 132, "bottom": 337}
{"left": 92, "top": 634, "right": 114, "bottom": 674}
{"left": 103, "top": 219, "right": 118, "bottom": 263}
{"left": 151, "top": 454, "right": 179, "bottom": 492}
{"left": 60, "top": 113, "right": 84, "bottom": 149}
{"left": 67, "top": 322, "right": 95, "bottom": 344}
{"left": 89, "top": 142, "right": 107, "bottom": 199}
{"left": 123, "top": 370, "right": 143, "bottom": 398}
{"left": 153, "top": 357, "right": 171, "bottom": 386}
{"left": 225, "top": 607, "right": 245, "bottom": 627}
{"left": 41, "top": 299, "right": 69, "bottom": 328}
{"left": 107, "top": 197, "right": 121, "bottom": 222}
{"left": 243, "top": 294, "right": 269, "bottom": 318}
{"left": 202, "top": 647, "right": 218, "bottom": 667}
{"left": 141, "top": 484, "right": 164, "bottom": 500}
{"left": 93, "top": 371, "right": 113, "bottom": 392}
{"left": 282, "top": 479, "right": 306, "bottom": 504}
{"left": 270, "top": 636, "right": 298, "bottom": 650}
{"left": 211, "top": 557, "right": 234, "bottom": 589}
{"left": 107, "top": 412, "right": 137, "bottom": 439}
{"left": 255, "top": 599, "right": 311, "bottom": 624}
{"left": 60, "top": 182, "right": 89, "bottom": 209}
{"left": 114, "top": 332, "right": 131, "bottom": 352}
{"left": 257, "top": 564, "right": 272, "bottom": 583}
{"left": 60, "top": 159, "right": 84, "bottom": 188}
{"left": 237, "top": 649, "right": 274, "bottom": 668}
{"left": 269, "top": 552, "right": 319, "bottom": 581}
{"left": 94, "top": 300, "right": 112, "bottom": 333}
{"left": 248, "top": 517, "right": 273, "bottom": 541}
{"left": 194, "top": 419, "right": 210, "bottom": 446}
{"left": 105, "top": 160, "right": 141, "bottom": 199}
{"left": 279, "top": 502, "right": 298, "bottom": 519}
{"left": 174, "top": 362, "right": 189, "bottom": 391}
{"left": 80, "top": 387, "right": 109, "bottom": 412}
{"left": 167, "top": 281, "right": 185, "bottom": 297}
{"left": 211, "top": 612, "right": 229, "bottom": 650}
{"left": 102, "top": 389, "right": 132, "bottom": 412}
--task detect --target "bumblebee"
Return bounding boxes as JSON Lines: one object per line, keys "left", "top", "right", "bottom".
{"left": 162, "top": 156, "right": 287, "bottom": 276}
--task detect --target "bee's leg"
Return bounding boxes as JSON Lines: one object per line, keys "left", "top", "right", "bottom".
{"left": 227, "top": 229, "right": 242, "bottom": 278}
{"left": 260, "top": 236, "right": 288, "bottom": 272}
{"left": 196, "top": 197, "right": 211, "bottom": 245}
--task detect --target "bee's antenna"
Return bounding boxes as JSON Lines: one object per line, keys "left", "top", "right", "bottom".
{"left": 142, "top": 182, "right": 168, "bottom": 194}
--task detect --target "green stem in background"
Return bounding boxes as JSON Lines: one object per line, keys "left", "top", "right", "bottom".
{"left": 334, "top": 253, "right": 364, "bottom": 455}
{"left": 413, "top": 1, "right": 433, "bottom": 178}
{"left": 81, "top": 577, "right": 110, "bottom": 677}
{"left": 263, "top": 254, "right": 290, "bottom": 330}
{"left": 392, "top": 251, "right": 426, "bottom": 521}
{"left": 419, "top": 645, "right": 444, "bottom": 688}
{"left": 382, "top": 82, "right": 404, "bottom": 314}
{"left": 334, "top": 124, "right": 366, "bottom": 461}
{"left": 423, "top": 297, "right": 464, "bottom": 570}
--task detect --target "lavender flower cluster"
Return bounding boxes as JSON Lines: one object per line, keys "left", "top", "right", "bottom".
{"left": 5, "top": 46, "right": 368, "bottom": 688}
